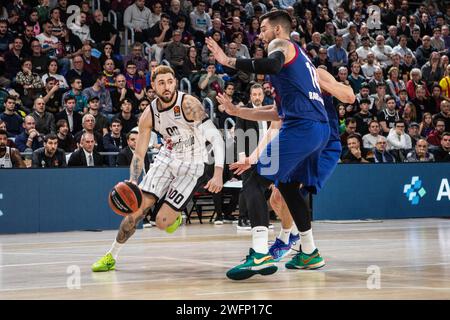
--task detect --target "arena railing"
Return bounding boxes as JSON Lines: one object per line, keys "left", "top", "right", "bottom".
{"left": 180, "top": 77, "right": 192, "bottom": 95}
{"left": 143, "top": 42, "right": 153, "bottom": 61}
{"left": 203, "top": 97, "right": 215, "bottom": 120}
{"left": 91, "top": 0, "right": 100, "bottom": 11}
{"left": 108, "top": 10, "right": 118, "bottom": 29}
{"left": 124, "top": 26, "right": 135, "bottom": 56}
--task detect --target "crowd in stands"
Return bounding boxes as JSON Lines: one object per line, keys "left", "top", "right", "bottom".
{"left": 1, "top": 0, "right": 450, "bottom": 169}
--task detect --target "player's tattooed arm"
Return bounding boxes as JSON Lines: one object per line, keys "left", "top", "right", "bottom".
{"left": 129, "top": 106, "right": 153, "bottom": 184}
{"left": 183, "top": 94, "right": 208, "bottom": 122}
{"left": 267, "top": 38, "right": 290, "bottom": 57}
{"left": 11, "top": 149, "right": 26, "bottom": 168}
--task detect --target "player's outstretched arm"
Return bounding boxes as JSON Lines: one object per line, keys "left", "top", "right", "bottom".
{"left": 316, "top": 67, "right": 356, "bottom": 104}
{"left": 205, "top": 37, "right": 292, "bottom": 75}
{"left": 217, "top": 93, "right": 279, "bottom": 121}
{"left": 183, "top": 95, "right": 224, "bottom": 193}
{"left": 130, "top": 107, "right": 153, "bottom": 184}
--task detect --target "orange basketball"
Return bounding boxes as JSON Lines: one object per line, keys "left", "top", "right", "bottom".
{"left": 108, "top": 181, "right": 143, "bottom": 216}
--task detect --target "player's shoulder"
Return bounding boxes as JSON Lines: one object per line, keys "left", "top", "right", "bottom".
{"left": 268, "top": 38, "right": 291, "bottom": 53}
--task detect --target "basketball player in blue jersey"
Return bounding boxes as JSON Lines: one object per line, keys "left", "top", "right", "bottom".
{"left": 207, "top": 10, "right": 355, "bottom": 280}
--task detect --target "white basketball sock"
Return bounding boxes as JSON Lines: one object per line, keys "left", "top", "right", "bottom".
{"left": 108, "top": 240, "right": 124, "bottom": 259}
{"left": 278, "top": 228, "right": 292, "bottom": 244}
{"left": 291, "top": 223, "right": 299, "bottom": 236}
{"left": 300, "top": 229, "right": 316, "bottom": 254}
{"left": 252, "top": 226, "right": 269, "bottom": 254}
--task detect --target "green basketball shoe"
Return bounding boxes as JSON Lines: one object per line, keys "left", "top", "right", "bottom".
{"left": 285, "top": 248, "right": 325, "bottom": 270}
{"left": 226, "top": 248, "right": 278, "bottom": 280}
{"left": 91, "top": 253, "right": 116, "bottom": 272}
{"left": 165, "top": 213, "right": 182, "bottom": 234}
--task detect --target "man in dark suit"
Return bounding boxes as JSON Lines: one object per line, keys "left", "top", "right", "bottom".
{"left": 116, "top": 130, "right": 150, "bottom": 172}
{"left": 55, "top": 96, "right": 83, "bottom": 135}
{"left": 234, "top": 83, "right": 270, "bottom": 229}
{"left": 68, "top": 132, "right": 104, "bottom": 167}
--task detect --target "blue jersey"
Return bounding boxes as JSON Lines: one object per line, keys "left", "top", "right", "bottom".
{"left": 323, "top": 93, "right": 340, "bottom": 141}
{"left": 269, "top": 42, "right": 328, "bottom": 123}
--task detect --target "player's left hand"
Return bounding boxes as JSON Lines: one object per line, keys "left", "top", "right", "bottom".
{"left": 205, "top": 175, "right": 223, "bottom": 193}
{"left": 217, "top": 93, "right": 240, "bottom": 116}
{"left": 230, "top": 159, "right": 251, "bottom": 175}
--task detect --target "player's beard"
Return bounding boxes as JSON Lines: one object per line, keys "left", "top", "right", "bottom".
{"left": 0, "top": 144, "right": 6, "bottom": 152}
{"left": 158, "top": 90, "right": 176, "bottom": 103}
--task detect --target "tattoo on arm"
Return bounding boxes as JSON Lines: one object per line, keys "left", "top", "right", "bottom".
{"left": 267, "top": 38, "right": 289, "bottom": 56}
{"left": 12, "top": 150, "right": 26, "bottom": 168}
{"left": 116, "top": 213, "right": 144, "bottom": 243}
{"left": 184, "top": 95, "right": 207, "bottom": 122}
{"left": 130, "top": 155, "right": 143, "bottom": 182}
{"left": 227, "top": 58, "right": 236, "bottom": 68}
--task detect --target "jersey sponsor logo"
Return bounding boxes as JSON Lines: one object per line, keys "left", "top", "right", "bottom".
{"left": 174, "top": 105, "right": 181, "bottom": 119}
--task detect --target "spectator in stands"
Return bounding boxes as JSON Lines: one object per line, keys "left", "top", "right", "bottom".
{"left": 68, "top": 132, "right": 104, "bottom": 167}
{"left": 354, "top": 99, "right": 373, "bottom": 136}
{"left": 348, "top": 62, "right": 365, "bottom": 94}
{"left": 401, "top": 102, "right": 417, "bottom": 127}
{"left": 30, "top": 97, "right": 55, "bottom": 135}
{"left": 82, "top": 74, "right": 113, "bottom": 115}
{"left": 387, "top": 120, "right": 412, "bottom": 159}
{"left": 361, "top": 52, "right": 378, "bottom": 80}
{"left": 0, "top": 129, "right": 25, "bottom": 168}
{"left": 421, "top": 52, "right": 444, "bottom": 90}
{"left": 74, "top": 113, "right": 104, "bottom": 151}
{"left": 123, "top": 42, "right": 148, "bottom": 76}
{"left": 232, "top": 31, "right": 250, "bottom": 59}
{"left": 427, "top": 119, "right": 446, "bottom": 147}
{"left": 15, "top": 59, "right": 43, "bottom": 107}
{"left": 81, "top": 43, "right": 101, "bottom": 77}
{"left": 439, "top": 64, "right": 450, "bottom": 99}
{"left": 434, "top": 132, "right": 450, "bottom": 162}
{"left": 181, "top": 45, "right": 202, "bottom": 90}
{"left": 124, "top": 60, "right": 146, "bottom": 99}
{"left": 113, "top": 98, "right": 138, "bottom": 135}
{"left": 306, "top": 32, "right": 322, "bottom": 58}
{"left": 372, "top": 35, "right": 393, "bottom": 69}
{"left": 394, "top": 34, "right": 415, "bottom": 61}
{"left": 198, "top": 64, "right": 224, "bottom": 105}
{"left": 136, "top": 98, "right": 150, "bottom": 118}
{"left": 30, "top": 39, "right": 49, "bottom": 76}
{"left": 327, "top": 34, "right": 347, "bottom": 73}
{"left": 363, "top": 120, "right": 382, "bottom": 150}
{"left": 411, "top": 85, "right": 434, "bottom": 122}
{"left": 15, "top": 115, "right": 44, "bottom": 152}
{"left": 145, "top": 13, "right": 172, "bottom": 64}
{"left": 386, "top": 67, "right": 406, "bottom": 102}
{"left": 372, "top": 136, "right": 396, "bottom": 163}
{"left": 378, "top": 96, "right": 400, "bottom": 136}
{"left": 356, "top": 35, "right": 372, "bottom": 62}
{"left": 169, "top": 0, "right": 190, "bottom": 30}
{"left": 320, "top": 22, "right": 335, "bottom": 48}
{"left": 0, "top": 96, "right": 23, "bottom": 137}
{"left": 55, "top": 96, "right": 83, "bottom": 135}
{"left": 406, "top": 68, "right": 429, "bottom": 99}
{"left": 41, "top": 77, "right": 62, "bottom": 115}
{"left": 408, "top": 122, "right": 423, "bottom": 148}
{"left": 41, "top": 59, "right": 68, "bottom": 90}
{"left": 55, "top": 119, "right": 76, "bottom": 153}
{"left": 385, "top": 26, "right": 399, "bottom": 48}
{"left": 419, "top": 112, "right": 434, "bottom": 138}
{"left": 371, "top": 82, "right": 389, "bottom": 113}
{"left": 116, "top": 130, "right": 150, "bottom": 170}
{"left": 4, "top": 37, "right": 25, "bottom": 79}
{"left": 312, "top": 46, "right": 333, "bottom": 72}
{"left": 342, "top": 134, "right": 370, "bottom": 163}
{"left": 433, "top": 100, "right": 450, "bottom": 132}
{"left": 415, "top": 35, "right": 436, "bottom": 67}
{"left": 86, "top": 97, "right": 109, "bottom": 137}
{"left": 225, "top": 16, "right": 246, "bottom": 45}
{"left": 343, "top": 22, "right": 360, "bottom": 50}
{"left": 164, "top": 29, "right": 187, "bottom": 77}
{"left": 90, "top": 10, "right": 120, "bottom": 54}
{"left": 340, "top": 117, "right": 357, "bottom": 147}
{"left": 49, "top": 7, "right": 65, "bottom": 41}
{"left": 405, "top": 139, "right": 435, "bottom": 162}
{"left": 66, "top": 55, "right": 94, "bottom": 88}
{"left": 123, "top": 0, "right": 152, "bottom": 43}
{"left": 62, "top": 77, "right": 87, "bottom": 115}
{"left": 103, "top": 118, "right": 127, "bottom": 166}
{"left": 35, "top": 20, "right": 60, "bottom": 60}
{"left": 32, "top": 133, "right": 66, "bottom": 168}
{"left": 110, "top": 74, "right": 138, "bottom": 114}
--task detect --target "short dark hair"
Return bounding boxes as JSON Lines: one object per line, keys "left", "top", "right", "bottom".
{"left": 64, "top": 95, "right": 76, "bottom": 103}
{"left": 345, "top": 117, "right": 357, "bottom": 125}
{"left": 126, "top": 60, "right": 137, "bottom": 67}
{"left": 442, "top": 132, "right": 450, "bottom": 138}
{"left": 259, "top": 10, "right": 293, "bottom": 32}
{"left": 250, "top": 83, "right": 264, "bottom": 93}
{"left": 360, "top": 99, "right": 370, "bottom": 105}
{"left": 70, "top": 77, "right": 81, "bottom": 85}
{"left": 56, "top": 119, "right": 68, "bottom": 131}
{"left": 386, "top": 95, "right": 396, "bottom": 104}
{"left": 395, "top": 120, "right": 405, "bottom": 126}
{"left": 44, "top": 133, "right": 58, "bottom": 143}
{"left": 126, "top": 131, "right": 138, "bottom": 140}
{"left": 111, "top": 118, "right": 122, "bottom": 126}
{"left": 0, "top": 129, "right": 7, "bottom": 137}
{"left": 45, "top": 76, "right": 57, "bottom": 84}
{"left": 160, "top": 13, "right": 171, "bottom": 21}
{"left": 4, "top": 95, "right": 16, "bottom": 104}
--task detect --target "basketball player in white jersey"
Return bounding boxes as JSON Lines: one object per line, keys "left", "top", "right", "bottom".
{"left": 0, "top": 130, "right": 25, "bottom": 168}
{"left": 92, "top": 66, "right": 225, "bottom": 272}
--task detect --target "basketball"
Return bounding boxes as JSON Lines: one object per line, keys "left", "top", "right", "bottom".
{"left": 108, "top": 181, "right": 143, "bottom": 216}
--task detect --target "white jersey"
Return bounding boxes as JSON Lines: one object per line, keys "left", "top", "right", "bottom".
{"left": 0, "top": 147, "right": 13, "bottom": 168}
{"left": 150, "top": 91, "right": 207, "bottom": 163}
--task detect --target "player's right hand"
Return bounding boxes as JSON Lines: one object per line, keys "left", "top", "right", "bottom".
{"left": 229, "top": 160, "right": 251, "bottom": 176}
{"left": 217, "top": 93, "right": 239, "bottom": 116}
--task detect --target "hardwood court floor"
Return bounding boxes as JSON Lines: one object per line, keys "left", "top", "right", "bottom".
{"left": 1, "top": 218, "right": 450, "bottom": 300}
